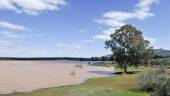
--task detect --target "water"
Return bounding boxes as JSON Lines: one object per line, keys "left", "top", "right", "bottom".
{"left": 0, "top": 61, "right": 114, "bottom": 94}
{"left": 37, "top": 60, "right": 112, "bottom": 65}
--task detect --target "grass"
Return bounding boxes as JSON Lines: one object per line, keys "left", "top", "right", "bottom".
{"left": 5, "top": 88, "right": 146, "bottom": 96}
{"left": 0, "top": 64, "right": 151, "bottom": 96}
{"left": 0, "top": 75, "right": 147, "bottom": 96}
{"left": 81, "top": 74, "right": 140, "bottom": 90}
{"left": 115, "top": 66, "right": 155, "bottom": 72}
{"left": 91, "top": 63, "right": 116, "bottom": 67}
{"left": 92, "top": 63, "right": 155, "bottom": 72}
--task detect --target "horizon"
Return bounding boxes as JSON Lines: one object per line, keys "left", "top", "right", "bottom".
{"left": 0, "top": 48, "right": 168, "bottom": 58}
{"left": 0, "top": 0, "right": 169, "bottom": 57}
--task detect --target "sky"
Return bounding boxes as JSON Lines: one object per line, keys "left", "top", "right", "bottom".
{"left": 0, "top": 0, "right": 169, "bottom": 57}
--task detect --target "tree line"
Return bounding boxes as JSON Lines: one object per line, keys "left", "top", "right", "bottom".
{"left": 0, "top": 57, "right": 113, "bottom": 61}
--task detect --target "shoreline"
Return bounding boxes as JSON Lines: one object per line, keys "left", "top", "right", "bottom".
{"left": 0, "top": 61, "right": 113, "bottom": 94}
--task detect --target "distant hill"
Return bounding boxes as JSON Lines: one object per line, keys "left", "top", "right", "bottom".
{"left": 154, "top": 49, "right": 170, "bottom": 57}
{"left": 101, "top": 49, "right": 170, "bottom": 59}
{"left": 103, "top": 54, "right": 113, "bottom": 58}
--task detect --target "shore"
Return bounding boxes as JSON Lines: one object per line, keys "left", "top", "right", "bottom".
{"left": 0, "top": 61, "right": 113, "bottom": 94}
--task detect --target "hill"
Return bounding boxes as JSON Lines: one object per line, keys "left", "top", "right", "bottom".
{"left": 154, "top": 49, "right": 170, "bottom": 57}
{"left": 101, "top": 49, "right": 170, "bottom": 59}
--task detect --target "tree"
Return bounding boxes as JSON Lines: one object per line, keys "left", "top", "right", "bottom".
{"left": 105, "top": 24, "right": 150, "bottom": 73}
{"left": 143, "top": 47, "right": 154, "bottom": 66}
{"left": 101, "top": 56, "right": 107, "bottom": 61}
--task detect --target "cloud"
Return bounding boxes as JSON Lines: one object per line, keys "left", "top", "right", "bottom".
{"left": 0, "top": 31, "right": 20, "bottom": 39}
{"left": 97, "top": 0, "right": 158, "bottom": 27}
{"left": 94, "top": 27, "right": 118, "bottom": 40}
{"left": 0, "top": 0, "right": 18, "bottom": 11}
{"left": 56, "top": 43, "right": 69, "bottom": 47}
{"left": 55, "top": 40, "right": 94, "bottom": 50}
{"left": 93, "top": 35, "right": 110, "bottom": 40}
{"left": 144, "top": 36, "right": 157, "bottom": 47}
{"left": 95, "top": 18, "right": 125, "bottom": 27}
{"left": 94, "top": 0, "right": 158, "bottom": 40}
{"left": 0, "top": 0, "right": 67, "bottom": 15}
{"left": 78, "top": 39, "right": 94, "bottom": 44}
{"left": 0, "top": 40, "right": 12, "bottom": 48}
{"left": 56, "top": 43, "right": 81, "bottom": 49}
{"left": 0, "top": 20, "right": 28, "bottom": 31}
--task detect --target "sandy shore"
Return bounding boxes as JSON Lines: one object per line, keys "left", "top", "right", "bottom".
{"left": 0, "top": 61, "right": 113, "bottom": 94}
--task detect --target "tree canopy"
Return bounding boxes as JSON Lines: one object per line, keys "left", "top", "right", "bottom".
{"left": 105, "top": 24, "right": 153, "bottom": 73}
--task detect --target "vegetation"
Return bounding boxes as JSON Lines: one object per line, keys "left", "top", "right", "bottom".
{"left": 143, "top": 47, "right": 154, "bottom": 66}
{"left": 150, "top": 58, "right": 170, "bottom": 66}
{"left": 105, "top": 24, "right": 153, "bottom": 73}
{"left": 115, "top": 66, "right": 155, "bottom": 73}
{"left": 139, "top": 67, "right": 170, "bottom": 96}
{"left": 0, "top": 74, "right": 147, "bottom": 96}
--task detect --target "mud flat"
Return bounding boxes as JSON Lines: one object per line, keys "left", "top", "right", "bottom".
{"left": 0, "top": 61, "right": 113, "bottom": 94}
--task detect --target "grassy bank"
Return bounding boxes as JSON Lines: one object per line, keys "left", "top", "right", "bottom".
{"left": 1, "top": 74, "right": 147, "bottom": 96}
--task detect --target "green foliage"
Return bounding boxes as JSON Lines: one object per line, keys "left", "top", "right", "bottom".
{"left": 105, "top": 24, "right": 151, "bottom": 72}
{"left": 143, "top": 47, "right": 154, "bottom": 66}
{"left": 149, "top": 76, "right": 170, "bottom": 96}
{"left": 150, "top": 58, "right": 170, "bottom": 66}
{"left": 139, "top": 68, "right": 170, "bottom": 96}
{"left": 139, "top": 70, "right": 163, "bottom": 92}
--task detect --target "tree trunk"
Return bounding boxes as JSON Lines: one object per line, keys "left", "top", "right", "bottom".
{"left": 124, "top": 67, "right": 127, "bottom": 73}
{"left": 123, "top": 65, "right": 127, "bottom": 73}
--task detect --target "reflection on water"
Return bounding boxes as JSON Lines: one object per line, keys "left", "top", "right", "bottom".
{"left": 88, "top": 71, "right": 115, "bottom": 76}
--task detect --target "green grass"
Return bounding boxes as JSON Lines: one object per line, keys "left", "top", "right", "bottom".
{"left": 92, "top": 63, "right": 155, "bottom": 72}
{"left": 115, "top": 66, "right": 155, "bottom": 72}
{"left": 91, "top": 63, "right": 116, "bottom": 67}
{"left": 0, "top": 74, "right": 147, "bottom": 96}
{"left": 81, "top": 74, "right": 140, "bottom": 90}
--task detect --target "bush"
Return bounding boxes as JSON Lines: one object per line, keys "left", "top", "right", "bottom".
{"left": 139, "top": 70, "right": 160, "bottom": 92}
{"left": 139, "top": 67, "right": 170, "bottom": 96}
{"left": 150, "top": 76, "right": 170, "bottom": 96}
{"left": 150, "top": 58, "right": 170, "bottom": 66}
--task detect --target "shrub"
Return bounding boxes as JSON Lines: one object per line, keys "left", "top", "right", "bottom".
{"left": 150, "top": 58, "right": 170, "bottom": 66}
{"left": 150, "top": 76, "right": 170, "bottom": 96}
{"left": 139, "top": 67, "right": 170, "bottom": 96}
{"left": 139, "top": 70, "right": 160, "bottom": 92}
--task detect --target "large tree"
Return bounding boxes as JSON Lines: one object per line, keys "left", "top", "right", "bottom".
{"left": 143, "top": 47, "right": 154, "bottom": 66}
{"left": 105, "top": 24, "right": 151, "bottom": 73}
